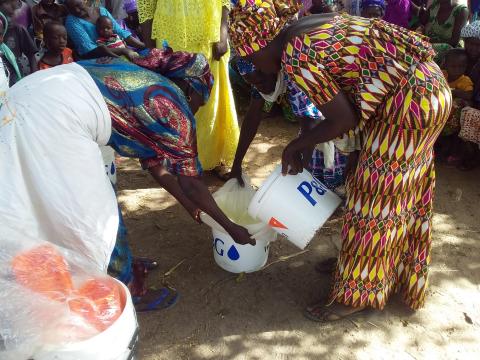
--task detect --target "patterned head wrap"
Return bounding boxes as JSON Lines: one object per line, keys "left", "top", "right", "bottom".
{"left": 461, "top": 21, "right": 480, "bottom": 39}
{"left": 134, "top": 47, "right": 214, "bottom": 104}
{"left": 361, "top": 0, "right": 385, "bottom": 10}
{"left": 229, "top": 0, "right": 300, "bottom": 57}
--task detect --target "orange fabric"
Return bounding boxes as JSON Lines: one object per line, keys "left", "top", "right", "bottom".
{"left": 11, "top": 244, "right": 74, "bottom": 301}
{"left": 12, "top": 244, "right": 123, "bottom": 332}
{"left": 38, "top": 48, "right": 74, "bottom": 70}
{"left": 69, "top": 278, "right": 123, "bottom": 332}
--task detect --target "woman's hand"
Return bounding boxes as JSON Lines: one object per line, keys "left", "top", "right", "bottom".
{"left": 124, "top": 48, "right": 140, "bottom": 62}
{"left": 282, "top": 137, "right": 307, "bottom": 176}
{"left": 227, "top": 224, "right": 256, "bottom": 246}
{"left": 212, "top": 39, "right": 228, "bottom": 61}
{"left": 227, "top": 165, "right": 245, "bottom": 187}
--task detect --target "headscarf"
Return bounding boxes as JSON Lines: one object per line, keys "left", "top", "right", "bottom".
{"left": 0, "top": 11, "right": 22, "bottom": 81}
{"left": 361, "top": 0, "right": 385, "bottom": 10}
{"left": 229, "top": 0, "right": 300, "bottom": 57}
{"left": 461, "top": 21, "right": 480, "bottom": 39}
{"left": 133, "top": 47, "right": 214, "bottom": 104}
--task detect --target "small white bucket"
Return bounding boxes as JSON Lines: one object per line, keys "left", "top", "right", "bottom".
{"left": 248, "top": 166, "right": 342, "bottom": 249}
{"left": 33, "top": 279, "right": 138, "bottom": 360}
{"left": 201, "top": 179, "right": 277, "bottom": 273}
{"left": 212, "top": 227, "right": 272, "bottom": 273}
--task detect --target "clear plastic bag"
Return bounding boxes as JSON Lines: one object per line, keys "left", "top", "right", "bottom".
{"left": 0, "top": 238, "right": 124, "bottom": 359}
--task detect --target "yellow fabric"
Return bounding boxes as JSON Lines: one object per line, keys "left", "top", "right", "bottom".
{"left": 137, "top": 0, "right": 239, "bottom": 169}
{"left": 138, "top": 0, "right": 230, "bottom": 59}
{"left": 448, "top": 74, "right": 474, "bottom": 92}
{"left": 193, "top": 50, "right": 239, "bottom": 169}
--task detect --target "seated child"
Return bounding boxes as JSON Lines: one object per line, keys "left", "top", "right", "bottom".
{"left": 38, "top": 21, "right": 74, "bottom": 70}
{"left": 361, "top": 0, "right": 385, "bottom": 19}
{"left": 95, "top": 15, "right": 138, "bottom": 60}
{"left": 436, "top": 48, "right": 474, "bottom": 164}
{"left": 32, "top": 0, "right": 67, "bottom": 42}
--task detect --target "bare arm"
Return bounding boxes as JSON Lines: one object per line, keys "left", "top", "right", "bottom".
{"left": 140, "top": 19, "right": 155, "bottom": 48}
{"left": 229, "top": 96, "right": 265, "bottom": 185}
{"left": 212, "top": 6, "right": 229, "bottom": 61}
{"left": 449, "top": 7, "right": 469, "bottom": 47}
{"left": 124, "top": 35, "right": 146, "bottom": 50}
{"left": 178, "top": 175, "right": 255, "bottom": 245}
{"left": 282, "top": 91, "right": 359, "bottom": 175}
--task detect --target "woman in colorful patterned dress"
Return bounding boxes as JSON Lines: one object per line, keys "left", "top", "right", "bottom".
{"left": 229, "top": 0, "right": 451, "bottom": 321}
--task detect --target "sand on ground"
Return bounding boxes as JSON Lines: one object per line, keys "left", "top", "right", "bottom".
{"left": 117, "top": 115, "right": 480, "bottom": 360}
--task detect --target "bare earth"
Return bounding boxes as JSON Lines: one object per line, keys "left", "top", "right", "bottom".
{"left": 117, "top": 116, "right": 480, "bottom": 360}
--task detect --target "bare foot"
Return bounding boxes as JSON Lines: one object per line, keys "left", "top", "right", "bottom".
{"left": 304, "top": 302, "right": 366, "bottom": 322}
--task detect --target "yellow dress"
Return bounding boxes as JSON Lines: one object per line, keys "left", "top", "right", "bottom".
{"left": 137, "top": 0, "right": 239, "bottom": 170}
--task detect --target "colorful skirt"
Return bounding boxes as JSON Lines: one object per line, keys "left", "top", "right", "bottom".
{"left": 330, "top": 61, "right": 451, "bottom": 310}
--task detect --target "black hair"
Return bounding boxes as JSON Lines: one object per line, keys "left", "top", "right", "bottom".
{"left": 96, "top": 15, "right": 112, "bottom": 26}
{"left": 43, "top": 21, "right": 65, "bottom": 39}
{"left": 445, "top": 48, "right": 468, "bottom": 64}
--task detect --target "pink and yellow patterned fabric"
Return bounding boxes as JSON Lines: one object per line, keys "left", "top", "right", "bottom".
{"left": 229, "top": 0, "right": 300, "bottom": 56}
{"left": 282, "top": 15, "right": 452, "bottom": 310}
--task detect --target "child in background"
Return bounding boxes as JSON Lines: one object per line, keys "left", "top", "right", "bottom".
{"left": 436, "top": 48, "right": 474, "bottom": 164}
{"left": 32, "top": 0, "right": 67, "bottom": 42}
{"left": 0, "top": 0, "right": 37, "bottom": 76}
{"left": 96, "top": 15, "right": 138, "bottom": 60}
{"left": 38, "top": 21, "right": 73, "bottom": 70}
{"left": 360, "top": 0, "right": 385, "bottom": 19}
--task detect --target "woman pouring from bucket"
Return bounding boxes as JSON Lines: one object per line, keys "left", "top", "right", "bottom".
{"left": 229, "top": 0, "right": 451, "bottom": 321}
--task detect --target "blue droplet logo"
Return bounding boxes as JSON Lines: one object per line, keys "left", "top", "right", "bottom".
{"left": 110, "top": 163, "right": 116, "bottom": 175}
{"left": 227, "top": 245, "right": 240, "bottom": 261}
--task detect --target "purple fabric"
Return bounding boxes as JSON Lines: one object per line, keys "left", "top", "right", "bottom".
{"left": 361, "top": 0, "right": 385, "bottom": 10}
{"left": 13, "top": 2, "right": 32, "bottom": 29}
{"left": 383, "top": 0, "right": 411, "bottom": 28}
{"left": 124, "top": 0, "right": 137, "bottom": 14}
{"left": 299, "top": 0, "right": 312, "bottom": 16}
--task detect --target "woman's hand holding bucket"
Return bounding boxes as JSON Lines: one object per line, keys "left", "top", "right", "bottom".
{"left": 226, "top": 223, "right": 256, "bottom": 246}
{"left": 282, "top": 137, "right": 311, "bottom": 176}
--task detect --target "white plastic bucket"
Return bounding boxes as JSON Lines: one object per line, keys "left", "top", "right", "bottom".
{"left": 212, "top": 227, "right": 272, "bottom": 273}
{"left": 33, "top": 279, "right": 138, "bottom": 360}
{"left": 248, "top": 166, "right": 342, "bottom": 249}
{"left": 201, "top": 179, "right": 277, "bottom": 273}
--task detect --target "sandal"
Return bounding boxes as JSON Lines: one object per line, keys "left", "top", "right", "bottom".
{"left": 133, "top": 257, "right": 159, "bottom": 271}
{"left": 134, "top": 287, "right": 179, "bottom": 313}
{"left": 304, "top": 303, "right": 366, "bottom": 323}
{"left": 314, "top": 257, "right": 337, "bottom": 273}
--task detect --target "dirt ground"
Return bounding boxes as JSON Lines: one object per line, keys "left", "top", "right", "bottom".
{"left": 117, "top": 114, "right": 480, "bottom": 360}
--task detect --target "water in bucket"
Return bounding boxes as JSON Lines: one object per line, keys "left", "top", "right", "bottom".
{"left": 248, "top": 166, "right": 342, "bottom": 249}
{"left": 201, "top": 179, "right": 276, "bottom": 273}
